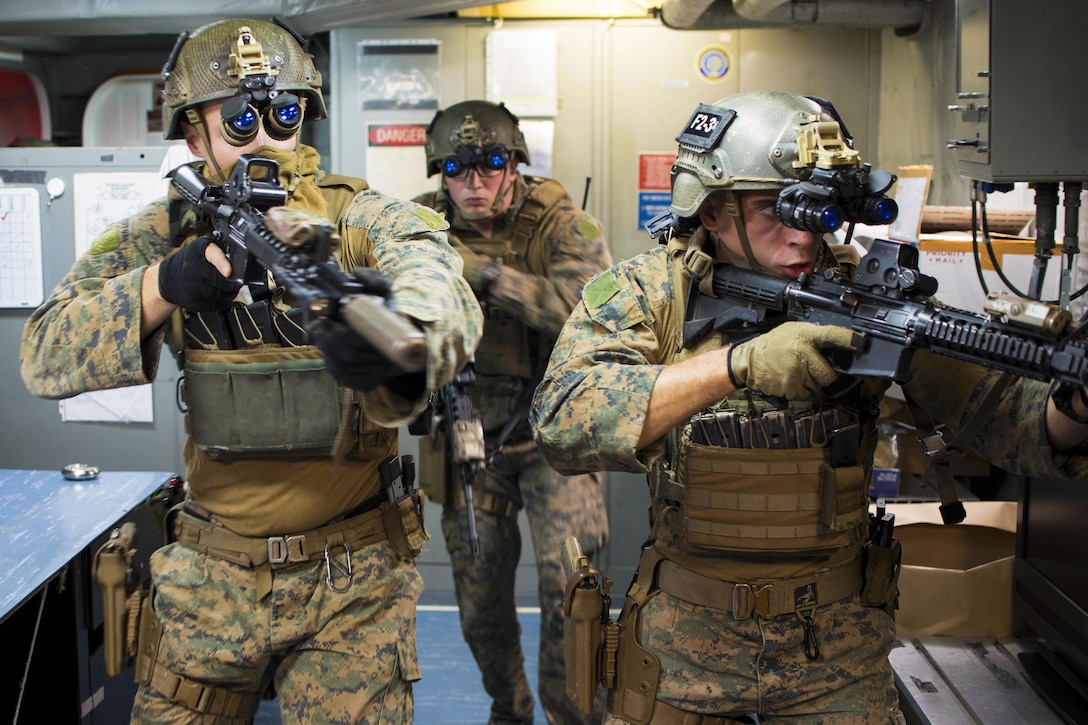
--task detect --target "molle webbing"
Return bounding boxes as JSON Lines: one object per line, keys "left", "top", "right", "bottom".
{"left": 654, "top": 446, "right": 868, "bottom": 556}
{"left": 509, "top": 176, "right": 568, "bottom": 258}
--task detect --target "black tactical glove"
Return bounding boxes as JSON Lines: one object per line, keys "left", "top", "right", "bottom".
{"left": 158, "top": 237, "right": 242, "bottom": 312}
{"left": 310, "top": 318, "right": 400, "bottom": 393}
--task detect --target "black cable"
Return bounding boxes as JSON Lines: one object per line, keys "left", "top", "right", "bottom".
{"left": 970, "top": 189, "right": 990, "bottom": 295}
{"left": 978, "top": 194, "right": 1036, "bottom": 299}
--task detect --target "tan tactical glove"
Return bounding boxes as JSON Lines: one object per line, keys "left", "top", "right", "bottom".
{"left": 727, "top": 321, "right": 860, "bottom": 399}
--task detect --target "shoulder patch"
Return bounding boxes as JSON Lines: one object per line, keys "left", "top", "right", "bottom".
{"left": 413, "top": 206, "right": 448, "bottom": 230}
{"left": 583, "top": 270, "right": 620, "bottom": 309}
{"left": 89, "top": 228, "right": 121, "bottom": 255}
{"left": 577, "top": 218, "right": 602, "bottom": 241}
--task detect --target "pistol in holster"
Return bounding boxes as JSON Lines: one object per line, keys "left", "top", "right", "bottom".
{"left": 561, "top": 536, "right": 618, "bottom": 713}
{"left": 93, "top": 522, "right": 147, "bottom": 677}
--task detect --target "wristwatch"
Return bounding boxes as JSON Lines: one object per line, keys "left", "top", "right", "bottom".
{"left": 1052, "top": 383, "right": 1088, "bottom": 424}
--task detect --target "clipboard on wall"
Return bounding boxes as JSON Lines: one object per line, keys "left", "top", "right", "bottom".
{"left": 888, "top": 164, "right": 933, "bottom": 245}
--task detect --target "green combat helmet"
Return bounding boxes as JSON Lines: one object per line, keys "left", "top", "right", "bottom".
{"left": 669, "top": 90, "right": 837, "bottom": 220}
{"left": 160, "top": 17, "right": 326, "bottom": 144}
{"left": 424, "top": 100, "right": 530, "bottom": 178}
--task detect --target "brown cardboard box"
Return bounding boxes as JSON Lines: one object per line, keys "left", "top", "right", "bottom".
{"left": 917, "top": 234, "right": 1060, "bottom": 313}
{"left": 885, "top": 500, "right": 1017, "bottom": 640}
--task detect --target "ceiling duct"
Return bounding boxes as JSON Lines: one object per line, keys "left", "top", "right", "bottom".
{"left": 0, "top": 0, "right": 499, "bottom": 38}
{"left": 660, "top": 0, "right": 927, "bottom": 35}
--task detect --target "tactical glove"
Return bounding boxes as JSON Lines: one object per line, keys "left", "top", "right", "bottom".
{"left": 727, "top": 321, "right": 859, "bottom": 399}
{"left": 158, "top": 237, "right": 242, "bottom": 312}
{"left": 310, "top": 318, "right": 393, "bottom": 392}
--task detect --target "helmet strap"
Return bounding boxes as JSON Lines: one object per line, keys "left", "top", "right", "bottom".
{"left": 724, "top": 190, "right": 763, "bottom": 271}
{"left": 185, "top": 108, "right": 227, "bottom": 183}
{"left": 488, "top": 165, "right": 517, "bottom": 217}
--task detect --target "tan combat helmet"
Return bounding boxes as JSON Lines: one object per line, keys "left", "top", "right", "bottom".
{"left": 669, "top": 90, "right": 838, "bottom": 220}
{"left": 423, "top": 100, "right": 530, "bottom": 178}
{"left": 160, "top": 17, "right": 326, "bottom": 143}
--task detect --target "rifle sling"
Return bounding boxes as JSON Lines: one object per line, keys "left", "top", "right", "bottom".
{"left": 902, "top": 370, "right": 1015, "bottom": 524}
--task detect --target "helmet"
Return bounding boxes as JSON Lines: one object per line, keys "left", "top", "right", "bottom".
{"left": 161, "top": 18, "right": 326, "bottom": 142}
{"left": 424, "top": 100, "right": 530, "bottom": 177}
{"left": 669, "top": 90, "right": 840, "bottom": 219}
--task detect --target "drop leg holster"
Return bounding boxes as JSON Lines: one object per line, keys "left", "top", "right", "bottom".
{"left": 133, "top": 584, "right": 264, "bottom": 719}
{"left": 606, "top": 548, "right": 663, "bottom": 725}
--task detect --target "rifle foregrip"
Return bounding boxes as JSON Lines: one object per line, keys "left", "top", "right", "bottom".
{"left": 341, "top": 295, "right": 428, "bottom": 373}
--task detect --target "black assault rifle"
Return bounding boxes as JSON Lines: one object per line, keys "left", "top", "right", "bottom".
{"left": 410, "top": 362, "right": 486, "bottom": 557}
{"left": 172, "top": 154, "right": 427, "bottom": 372}
{"left": 685, "top": 238, "right": 1088, "bottom": 387}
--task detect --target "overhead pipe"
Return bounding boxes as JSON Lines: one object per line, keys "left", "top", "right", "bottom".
{"left": 660, "top": 0, "right": 927, "bottom": 35}
{"left": 732, "top": 0, "right": 793, "bottom": 20}
{"left": 660, "top": 0, "right": 718, "bottom": 29}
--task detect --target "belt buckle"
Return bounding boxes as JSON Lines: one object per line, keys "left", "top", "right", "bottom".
{"left": 267, "top": 534, "right": 307, "bottom": 564}
{"left": 731, "top": 582, "right": 772, "bottom": 620}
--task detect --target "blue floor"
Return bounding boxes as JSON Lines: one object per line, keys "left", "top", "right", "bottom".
{"left": 255, "top": 606, "right": 547, "bottom": 724}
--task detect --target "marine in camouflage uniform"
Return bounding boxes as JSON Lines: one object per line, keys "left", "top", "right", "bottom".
{"left": 530, "top": 91, "right": 1088, "bottom": 724}
{"left": 413, "top": 100, "right": 611, "bottom": 725}
{"left": 20, "top": 18, "right": 481, "bottom": 724}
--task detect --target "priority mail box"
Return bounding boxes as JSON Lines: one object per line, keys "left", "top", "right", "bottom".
{"left": 884, "top": 500, "right": 1017, "bottom": 640}
{"left": 917, "top": 235, "right": 1061, "bottom": 314}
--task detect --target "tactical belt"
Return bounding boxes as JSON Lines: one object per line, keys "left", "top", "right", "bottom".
{"left": 173, "top": 497, "right": 387, "bottom": 570}
{"left": 654, "top": 556, "right": 863, "bottom": 620}
{"left": 147, "top": 662, "right": 262, "bottom": 718}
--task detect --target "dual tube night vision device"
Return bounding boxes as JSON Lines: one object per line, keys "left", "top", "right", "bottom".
{"left": 775, "top": 120, "right": 898, "bottom": 234}
{"left": 219, "top": 25, "right": 305, "bottom": 146}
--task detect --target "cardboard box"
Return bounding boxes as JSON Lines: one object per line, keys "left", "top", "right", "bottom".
{"left": 886, "top": 500, "right": 1017, "bottom": 640}
{"left": 917, "top": 234, "right": 1061, "bottom": 313}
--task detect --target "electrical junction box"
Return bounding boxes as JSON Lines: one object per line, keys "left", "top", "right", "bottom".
{"left": 949, "top": 0, "right": 1088, "bottom": 183}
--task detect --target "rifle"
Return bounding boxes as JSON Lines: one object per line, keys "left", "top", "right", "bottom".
{"left": 171, "top": 154, "right": 427, "bottom": 373}
{"left": 684, "top": 237, "right": 1088, "bottom": 387}
{"left": 411, "top": 362, "right": 486, "bottom": 557}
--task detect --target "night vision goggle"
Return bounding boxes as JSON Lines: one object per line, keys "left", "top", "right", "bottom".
{"left": 220, "top": 26, "right": 304, "bottom": 146}
{"left": 441, "top": 144, "right": 510, "bottom": 178}
{"left": 776, "top": 164, "right": 898, "bottom": 234}
{"left": 776, "top": 120, "right": 898, "bottom": 234}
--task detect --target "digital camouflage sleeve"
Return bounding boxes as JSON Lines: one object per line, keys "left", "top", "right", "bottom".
{"left": 338, "top": 192, "right": 482, "bottom": 425}
{"left": 20, "top": 200, "right": 175, "bottom": 398}
{"left": 21, "top": 178, "right": 482, "bottom": 427}
{"left": 531, "top": 245, "right": 1088, "bottom": 481}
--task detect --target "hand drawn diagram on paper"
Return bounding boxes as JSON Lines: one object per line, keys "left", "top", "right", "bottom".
{"left": 0, "top": 187, "right": 44, "bottom": 308}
